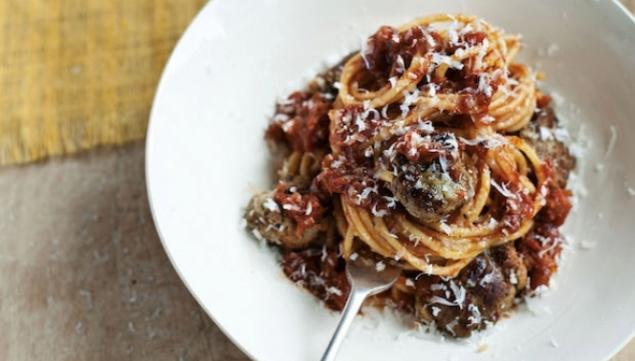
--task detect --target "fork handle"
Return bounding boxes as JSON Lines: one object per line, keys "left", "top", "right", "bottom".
{"left": 320, "top": 287, "right": 368, "bottom": 361}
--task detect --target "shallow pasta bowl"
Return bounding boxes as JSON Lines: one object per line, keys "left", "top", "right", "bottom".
{"left": 146, "top": 0, "right": 635, "bottom": 360}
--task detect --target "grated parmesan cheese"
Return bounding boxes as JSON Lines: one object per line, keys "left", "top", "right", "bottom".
{"left": 388, "top": 76, "right": 398, "bottom": 88}
{"left": 420, "top": 26, "right": 436, "bottom": 47}
{"left": 393, "top": 248, "right": 405, "bottom": 261}
{"left": 360, "top": 36, "right": 372, "bottom": 69}
{"left": 539, "top": 126, "right": 554, "bottom": 140}
{"left": 364, "top": 146, "right": 374, "bottom": 158}
{"left": 429, "top": 296, "right": 457, "bottom": 307}
{"left": 509, "top": 271, "right": 518, "bottom": 285}
{"left": 430, "top": 283, "right": 446, "bottom": 291}
{"left": 355, "top": 116, "right": 367, "bottom": 132}
{"left": 371, "top": 204, "right": 388, "bottom": 217}
{"left": 400, "top": 88, "right": 420, "bottom": 116}
{"left": 491, "top": 179, "right": 518, "bottom": 199}
{"left": 479, "top": 272, "right": 495, "bottom": 287}
{"left": 395, "top": 55, "right": 406, "bottom": 74}
{"left": 448, "top": 281, "right": 466, "bottom": 309}
{"left": 425, "top": 264, "right": 433, "bottom": 274}
{"left": 263, "top": 197, "right": 280, "bottom": 212}
{"left": 375, "top": 261, "right": 386, "bottom": 272}
{"left": 445, "top": 319, "right": 458, "bottom": 336}
{"left": 439, "top": 222, "right": 452, "bottom": 234}
{"left": 326, "top": 287, "right": 343, "bottom": 296}
{"left": 467, "top": 303, "right": 482, "bottom": 325}
{"left": 448, "top": 21, "right": 460, "bottom": 44}
{"left": 282, "top": 203, "right": 301, "bottom": 211}
{"left": 458, "top": 134, "right": 505, "bottom": 148}
{"left": 474, "top": 39, "right": 489, "bottom": 70}
{"left": 417, "top": 119, "right": 434, "bottom": 133}
{"left": 252, "top": 229, "right": 266, "bottom": 243}
{"left": 431, "top": 53, "right": 464, "bottom": 70}
{"left": 477, "top": 73, "right": 493, "bottom": 96}
{"left": 383, "top": 196, "right": 397, "bottom": 209}
{"left": 381, "top": 104, "right": 390, "bottom": 119}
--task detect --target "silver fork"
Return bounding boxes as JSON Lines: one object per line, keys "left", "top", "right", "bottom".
{"left": 320, "top": 257, "right": 401, "bottom": 361}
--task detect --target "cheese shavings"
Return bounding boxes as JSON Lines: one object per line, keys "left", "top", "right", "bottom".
{"left": 375, "top": 261, "right": 386, "bottom": 272}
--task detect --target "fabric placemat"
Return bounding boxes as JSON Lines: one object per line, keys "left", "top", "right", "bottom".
{"left": 0, "top": 0, "right": 206, "bottom": 165}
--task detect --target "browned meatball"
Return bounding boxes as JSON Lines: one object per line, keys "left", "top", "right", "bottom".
{"left": 387, "top": 132, "right": 477, "bottom": 224}
{"left": 245, "top": 192, "right": 326, "bottom": 249}
{"left": 414, "top": 244, "right": 527, "bottom": 337}
{"left": 519, "top": 106, "right": 576, "bottom": 188}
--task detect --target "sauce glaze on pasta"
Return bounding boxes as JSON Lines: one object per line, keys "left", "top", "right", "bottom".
{"left": 245, "top": 14, "right": 575, "bottom": 337}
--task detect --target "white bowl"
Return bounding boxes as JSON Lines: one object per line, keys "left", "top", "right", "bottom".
{"left": 146, "top": 1, "right": 635, "bottom": 360}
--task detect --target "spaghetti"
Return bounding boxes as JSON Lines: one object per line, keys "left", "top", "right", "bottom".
{"left": 245, "top": 14, "right": 575, "bottom": 337}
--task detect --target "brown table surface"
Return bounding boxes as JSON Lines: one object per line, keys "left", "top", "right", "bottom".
{"left": 2, "top": 2, "right": 634, "bottom": 359}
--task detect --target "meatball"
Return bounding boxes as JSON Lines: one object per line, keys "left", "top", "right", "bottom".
{"left": 519, "top": 106, "right": 576, "bottom": 188}
{"left": 245, "top": 192, "right": 326, "bottom": 249}
{"left": 414, "top": 243, "right": 527, "bottom": 337}
{"left": 387, "top": 132, "right": 477, "bottom": 224}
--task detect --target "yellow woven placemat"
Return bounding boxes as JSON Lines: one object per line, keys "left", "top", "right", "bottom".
{"left": 0, "top": 0, "right": 207, "bottom": 165}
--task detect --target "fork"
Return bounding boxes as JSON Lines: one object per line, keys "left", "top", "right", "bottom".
{"left": 320, "top": 257, "right": 401, "bottom": 361}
